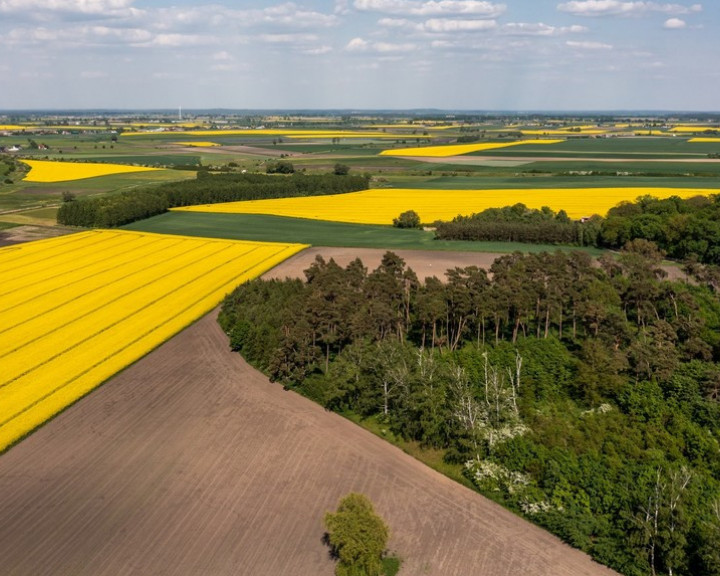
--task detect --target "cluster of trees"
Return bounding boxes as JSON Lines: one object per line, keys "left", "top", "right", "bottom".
{"left": 57, "top": 171, "right": 370, "bottom": 227}
{"left": 600, "top": 194, "right": 720, "bottom": 263}
{"left": 434, "top": 204, "right": 601, "bottom": 246}
{"left": 266, "top": 160, "right": 295, "bottom": 174}
{"left": 219, "top": 242, "right": 720, "bottom": 575}
{"left": 428, "top": 195, "right": 720, "bottom": 265}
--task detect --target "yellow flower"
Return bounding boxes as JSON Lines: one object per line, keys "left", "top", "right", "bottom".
{"left": 22, "top": 160, "right": 162, "bottom": 183}
{"left": 0, "top": 230, "right": 306, "bottom": 451}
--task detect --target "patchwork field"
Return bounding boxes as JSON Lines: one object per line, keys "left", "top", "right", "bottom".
{"left": 0, "top": 229, "right": 306, "bottom": 451}
{"left": 175, "top": 186, "right": 720, "bottom": 223}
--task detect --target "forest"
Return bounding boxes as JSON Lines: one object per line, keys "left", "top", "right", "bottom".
{"left": 433, "top": 194, "right": 720, "bottom": 265}
{"left": 56, "top": 171, "right": 370, "bottom": 227}
{"left": 219, "top": 240, "right": 720, "bottom": 576}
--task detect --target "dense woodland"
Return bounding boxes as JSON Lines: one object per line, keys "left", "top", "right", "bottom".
{"left": 56, "top": 171, "right": 370, "bottom": 227}
{"left": 433, "top": 195, "right": 720, "bottom": 265}
{"left": 434, "top": 203, "right": 601, "bottom": 246}
{"left": 219, "top": 241, "right": 720, "bottom": 576}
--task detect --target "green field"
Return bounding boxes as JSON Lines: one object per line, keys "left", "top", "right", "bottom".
{"left": 78, "top": 154, "right": 201, "bottom": 166}
{"left": 475, "top": 137, "right": 720, "bottom": 157}
{"left": 123, "top": 211, "right": 604, "bottom": 255}
{"left": 384, "top": 173, "right": 720, "bottom": 190}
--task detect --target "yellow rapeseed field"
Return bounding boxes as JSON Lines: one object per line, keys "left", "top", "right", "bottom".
{"left": 22, "top": 160, "right": 163, "bottom": 183}
{"left": 0, "top": 230, "right": 306, "bottom": 452}
{"left": 175, "top": 141, "right": 221, "bottom": 147}
{"left": 671, "top": 126, "right": 720, "bottom": 133}
{"left": 0, "top": 125, "right": 25, "bottom": 131}
{"left": 176, "top": 187, "right": 720, "bottom": 223}
{"left": 689, "top": 138, "right": 720, "bottom": 143}
{"left": 380, "top": 140, "right": 563, "bottom": 158}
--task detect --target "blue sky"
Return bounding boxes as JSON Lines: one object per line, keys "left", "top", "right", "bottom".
{"left": 0, "top": 0, "right": 716, "bottom": 111}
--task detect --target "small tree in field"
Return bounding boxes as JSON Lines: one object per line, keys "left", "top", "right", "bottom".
{"left": 324, "top": 493, "right": 389, "bottom": 576}
{"left": 392, "top": 210, "right": 421, "bottom": 229}
{"left": 334, "top": 163, "right": 350, "bottom": 176}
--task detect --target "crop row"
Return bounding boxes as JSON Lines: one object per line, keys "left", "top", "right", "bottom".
{"left": 0, "top": 230, "right": 306, "bottom": 451}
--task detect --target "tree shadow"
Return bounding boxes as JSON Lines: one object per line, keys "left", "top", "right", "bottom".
{"left": 321, "top": 532, "right": 339, "bottom": 561}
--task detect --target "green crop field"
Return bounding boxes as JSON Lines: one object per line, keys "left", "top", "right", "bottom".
{"left": 383, "top": 173, "right": 720, "bottom": 190}
{"left": 77, "top": 154, "right": 201, "bottom": 166}
{"left": 123, "top": 211, "right": 604, "bottom": 255}
{"left": 474, "top": 137, "right": 720, "bottom": 158}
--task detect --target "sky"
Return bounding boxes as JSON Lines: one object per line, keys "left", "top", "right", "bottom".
{"left": 0, "top": 0, "right": 717, "bottom": 111}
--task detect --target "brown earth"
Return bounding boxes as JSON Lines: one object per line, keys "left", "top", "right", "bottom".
{"left": 264, "top": 246, "right": 503, "bottom": 282}
{"left": 0, "top": 224, "right": 75, "bottom": 246}
{"left": 264, "top": 245, "right": 688, "bottom": 282}
{"left": 0, "top": 307, "right": 619, "bottom": 576}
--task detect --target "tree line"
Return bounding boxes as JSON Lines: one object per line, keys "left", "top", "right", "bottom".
{"left": 434, "top": 203, "right": 601, "bottom": 246}
{"left": 56, "top": 171, "right": 370, "bottom": 228}
{"left": 219, "top": 242, "right": 720, "bottom": 575}
{"left": 429, "top": 194, "right": 720, "bottom": 265}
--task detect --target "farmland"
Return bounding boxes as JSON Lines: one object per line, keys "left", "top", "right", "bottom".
{"left": 22, "top": 159, "right": 163, "bottom": 182}
{"left": 175, "top": 185, "right": 718, "bottom": 223}
{"left": 0, "top": 309, "right": 618, "bottom": 576}
{"left": 2, "top": 112, "right": 720, "bottom": 576}
{"left": 0, "top": 229, "right": 305, "bottom": 451}
{"left": 379, "top": 139, "right": 563, "bottom": 157}
{"left": 124, "top": 211, "right": 604, "bottom": 255}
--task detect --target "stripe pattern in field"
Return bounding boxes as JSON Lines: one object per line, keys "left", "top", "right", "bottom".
{"left": 0, "top": 230, "right": 306, "bottom": 451}
{"left": 175, "top": 186, "right": 720, "bottom": 223}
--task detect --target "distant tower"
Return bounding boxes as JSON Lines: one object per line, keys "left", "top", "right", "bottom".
{"left": 179, "top": 106, "right": 182, "bottom": 121}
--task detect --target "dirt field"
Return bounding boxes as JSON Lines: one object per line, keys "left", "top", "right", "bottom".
{"left": 0, "top": 224, "right": 75, "bottom": 246}
{"left": 263, "top": 246, "right": 505, "bottom": 282}
{"left": 263, "top": 245, "right": 687, "bottom": 283}
{"left": 0, "top": 307, "right": 618, "bottom": 576}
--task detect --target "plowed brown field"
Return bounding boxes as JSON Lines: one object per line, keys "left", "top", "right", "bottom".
{"left": 0, "top": 307, "right": 618, "bottom": 575}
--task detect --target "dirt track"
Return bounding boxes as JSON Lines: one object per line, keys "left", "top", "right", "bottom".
{"left": 0, "top": 305, "right": 618, "bottom": 575}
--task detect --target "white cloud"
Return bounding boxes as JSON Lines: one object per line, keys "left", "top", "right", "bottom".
{"left": 377, "top": 16, "right": 496, "bottom": 32}
{"left": 335, "top": 0, "right": 351, "bottom": 14}
{"left": 257, "top": 3, "right": 339, "bottom": 27}
{"left": 431, "top": 39, "right": 457, "bottom": 48}
{"left": 151, "top": 4, "right": 338, "bottom": 31}
{"left": 0, "top": 0, "right": 134, "bottom": 14}
{"left": 345, "top": 37, "right": 416, "bottom": 52}
{"left": 259, "top": 33, "right": 320, "bottom": 44}
{"left": 141, "top": 34, "right": 215, "bottom": 48}
{"left": 354, "top": 0, "right": 506, "bottom": 17}
{"left": 346, "top": 37, "right": 370, "bottom": 51}
{"left": 423, "top": 18, "right": 497, "bottom": 31}
{"left": 663, "top": 17, "right": 686, "bottom": 27}
{"left": 501, "top": 22, "right": 588, "bottom": 35}
{"left": 302, "top": 45, "right": 333, "bottom": 55}
{"left": 212, "top": 51, "right": 233, "bottom": 61}
{"left": 566, "top": 40, "right": 613, "bottom": 49}
{"left": 557, "top": 1, "right": 703, "bottom": 17}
